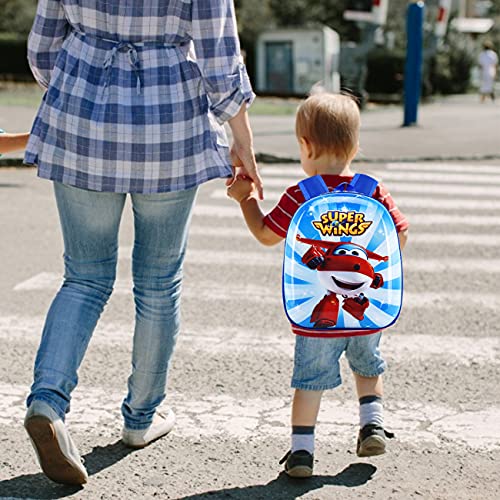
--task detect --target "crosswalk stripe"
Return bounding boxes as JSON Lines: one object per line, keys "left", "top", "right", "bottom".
{"left": 101, "top": 248, "right": 500, "bottom": 272}
{"left": 408, "top": 214, "right": 500, "bottom": 226}
{"left": 261, "top": 163, "right": 500, "bottom": 177}
{"left": 256, "top": 177, "right": 500, "bottom": 194}
{"left": 400, "top": 233, "right": 500, "bottom": 246}
{"left": 1, "top": 316, "right": 498, "bottom": 365}
{"left": 12, "top": 273, "right": 500, "bottom": 310}
{"left": 192, "top": 204, "right": 500, "bottom": 226}
{"left": 193, "top": 204, "right": 242, "bottom": 218}
{"left": 1, "top": 383, "right": 498, "bottom": 450}
{"left": 188, "top": 226, "right": 500, "bottom": 247}
{"left": 376, "top": 171, "right": 500, "bottom": 185}
{"left": 12, "top": 273, "right": 278, "bottom": 301}
{"left": 210, "top": 189, "right": 500, "bottom": 209}
{"left": 260, "top": 166, "right": 303, "bottom": 177}
{"left": 386, "top": 163, "right": 500, "bottom": 175}
{"left": 401, "top": 258, "right": 500, "bottom": 272}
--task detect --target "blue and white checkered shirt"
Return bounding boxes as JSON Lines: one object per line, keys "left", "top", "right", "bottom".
{"left": 25, "top": 0, "right": 255, "bottom": 193}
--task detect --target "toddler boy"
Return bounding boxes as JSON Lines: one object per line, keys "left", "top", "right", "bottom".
{"left": 227, "top": 93, "right": 409, "bottom": 477}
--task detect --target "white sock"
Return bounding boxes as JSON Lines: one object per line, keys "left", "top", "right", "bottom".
{"left": 291, "top": 426, "right": 315, "bottom": 454}
{"left": 359, "top": 395, "right": 384, "bottom": 428}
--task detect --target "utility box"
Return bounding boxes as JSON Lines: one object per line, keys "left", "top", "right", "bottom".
{"left": 256, "top": 27, "right": 341, "bottom": 96}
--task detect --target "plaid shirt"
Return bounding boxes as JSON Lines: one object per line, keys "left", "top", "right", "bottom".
{"left": 24, "top": 0, "right": 255, "bottom": 193}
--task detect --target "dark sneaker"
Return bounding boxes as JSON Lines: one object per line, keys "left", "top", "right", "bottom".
{"left": 356, "top": 424, "right": 394, "bottom": 457}
{"left": 279, "top": 450, "right": 314, "bottom": 478}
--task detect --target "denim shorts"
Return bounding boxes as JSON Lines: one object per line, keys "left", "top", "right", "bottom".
{"left": 291, "top": 333, "right": 386, "bottom": 391}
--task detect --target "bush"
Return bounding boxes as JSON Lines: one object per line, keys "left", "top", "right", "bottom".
{"left": 365, "top": 49, "right": 405, "bottom": 95}
{"left": 0, "top": 0, "right": 36, "bottom": 35}
{"left": 429, "top": 43, "right": 474, "bottom": 95}
{"left": 0, "top": 33, "right": 31, "bottom": 79}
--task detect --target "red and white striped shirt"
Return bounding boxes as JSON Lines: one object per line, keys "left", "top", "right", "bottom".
{"left": 263, "top": 174, "right": 409, "bottom": 238}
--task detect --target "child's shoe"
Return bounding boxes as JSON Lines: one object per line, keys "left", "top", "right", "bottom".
{"left": 356, "top": 424, "right": 394, "bottom": 457}
{"left": 279, "top": 450, "right": 314, "bottom": 478}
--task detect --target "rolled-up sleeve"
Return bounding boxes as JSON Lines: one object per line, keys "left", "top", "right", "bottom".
{"left": 27, "top": 0, "right": 69, "bottom": 89}
{"left": 191, "top": 0, "right": 255, "bottom": 124}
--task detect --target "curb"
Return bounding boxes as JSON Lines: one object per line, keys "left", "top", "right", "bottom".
{"left": 0, "top": 158, "right": 29, "bottom": 167}
{"left": 2, "top": 153, "right": 500, "bottom": 169}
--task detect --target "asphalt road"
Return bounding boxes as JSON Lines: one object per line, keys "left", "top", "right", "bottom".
{"left": 0, "top": 161, "right": 499, "bottom": 499}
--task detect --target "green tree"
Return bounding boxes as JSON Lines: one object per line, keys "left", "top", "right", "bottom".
{"left": 268, "top": 0, "right": 354, "bottom": 39}
{"left": 235, "top": 0, "right": 274, "bottom": 45}
{"left": 0, "top": 0, "right": 37, "bottom": 36}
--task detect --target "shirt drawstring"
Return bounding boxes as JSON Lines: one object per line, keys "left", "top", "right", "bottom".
{"left": 103, "top": 42, "right": 142, "bottom": 95}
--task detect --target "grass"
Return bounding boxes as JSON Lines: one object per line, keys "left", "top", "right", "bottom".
{"left": 0, "top": 82, "right": 44, "bottom": 107}
{"left": 249, "top": 97, "right": 300, "bottom": 116}
{"left": 0, "top": 83, "right": 301, "bottom": 115}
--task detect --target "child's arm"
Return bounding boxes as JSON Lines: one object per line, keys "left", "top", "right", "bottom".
{"left": 0, "top": 133, "right": 30, "bottom": 155}
{"left": 375, "top": 183, "right": 409, "bottom": 251}
{"left": 398, "top": 229, "right": 409, "bottom": 250}
{"left": 227, "top": 177, "right": 283, "bottom": 247}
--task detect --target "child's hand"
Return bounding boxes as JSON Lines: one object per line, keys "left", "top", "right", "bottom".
{"left": 0, "top": 131, "right": 30, "bottom": 155}
{"left": 227, "top": 175, "right": 257, "bottom": 203}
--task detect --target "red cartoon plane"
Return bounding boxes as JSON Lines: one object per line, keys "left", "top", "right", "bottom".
{"left": 296, "top": 235, "right": 388, "bottom": 328}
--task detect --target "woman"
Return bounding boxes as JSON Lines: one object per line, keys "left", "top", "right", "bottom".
{"left": 23, "top": 0, "right": 262, "bottom": 486}
{"left": 478, "top": 40, "right": 498, "bottom": 103}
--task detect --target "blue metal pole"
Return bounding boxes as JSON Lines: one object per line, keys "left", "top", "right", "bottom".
{"left": 403, "top": 1, "right": 425, "bottom": 127}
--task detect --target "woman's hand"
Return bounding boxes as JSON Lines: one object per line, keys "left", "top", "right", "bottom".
{"left": 227, "top": 105, "right": 264, "bottom": 200}
{"left": 229, "top": 141, "right": 263, "bottom": 198}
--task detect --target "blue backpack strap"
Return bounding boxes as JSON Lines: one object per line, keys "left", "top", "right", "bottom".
{"left": 346, "top": 174, "right": 379, "bottom": 197}
{"left": 298, "top": 175, "right": 329, "bottom": 201}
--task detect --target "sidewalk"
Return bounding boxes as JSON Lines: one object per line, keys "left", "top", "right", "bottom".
{"left": 1, "top": 94, "right": 498, "bottom": 166}
{"left": 250, "top": 94, "right": 500, "bottom": 163}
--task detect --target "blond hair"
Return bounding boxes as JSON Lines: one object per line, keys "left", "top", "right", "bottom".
{"left": 295, "top": 93, "right": 360, "bottom": 161}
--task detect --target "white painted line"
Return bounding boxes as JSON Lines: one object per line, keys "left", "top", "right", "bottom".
{"left": 13, "top": 247, "right": 500, "bottom": 276}
{"left": 387, "top": 163, "right": 500, "bottom": 175}
{"left": 12, "top": 272, "right": 500, "bottom": 311}
{"left": 403, "top": 291, "right": 500, "bottom": 309}
{"left": 262, "top": 163, "right": 500, "bottom": 177}
{"left": 189, "top": 225, "right": 251, "bottom": 238}
{"left": 252, "top": 174, "right": 500, "bottom": 198}
{"left": 409, "top": 233, "right": 500, "bottom": 247}
{"left": 189, "top": 225, "right": 500, "bottom": 248}
{"left": 13, "top": 272, "right": 280, "bottom": 301}
{"left": 1, "top": 383, "right": 499, "bottom": 450}
{"left": 379, "top": 171, "right": 500, "bottom": 185}
{"left": 408, "top": 214, "right": 500, "bottom": 226}
{"left": 190, "top": 248, "right": 278, "bottom": 266}
{"left": 1, "top": 316, "right": 498, "bottom": 366}
{"left": 106, "top": 246, "right": 281, "bottom": 265}
{"left": 193, "top": 204, "right": 500, "bottom": 227}
{"left": 193, "top": 204, "right": 242, "bottom": 219}
{"left": 210, "top": 189, "right": 500, "bottom": 210}
{"left": 262, "top": 164, "right": 500, "bottom": 187}
{"left": 403, "top": 258, "right": 500, "bottom": 273}
{"left": 260, "top": 166, "right": 304, "bottom": 177}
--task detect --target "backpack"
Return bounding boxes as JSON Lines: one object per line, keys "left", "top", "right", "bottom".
{"left": 282, "top": 174, "right": 403, "bottom": 338}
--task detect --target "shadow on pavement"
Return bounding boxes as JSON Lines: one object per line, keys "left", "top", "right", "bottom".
{"left": 0, "top": 440, "right": 134, "bottom": 499}
{"left": 181, "top": 462, "right": 377, "bottom": 500}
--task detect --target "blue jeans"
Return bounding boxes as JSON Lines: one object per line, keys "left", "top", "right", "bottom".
{"left": 27, "top": 182, "right": 197, "bottom": 430}
{"left": 291, "top": 333, "right": 386, "bottom": 391}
